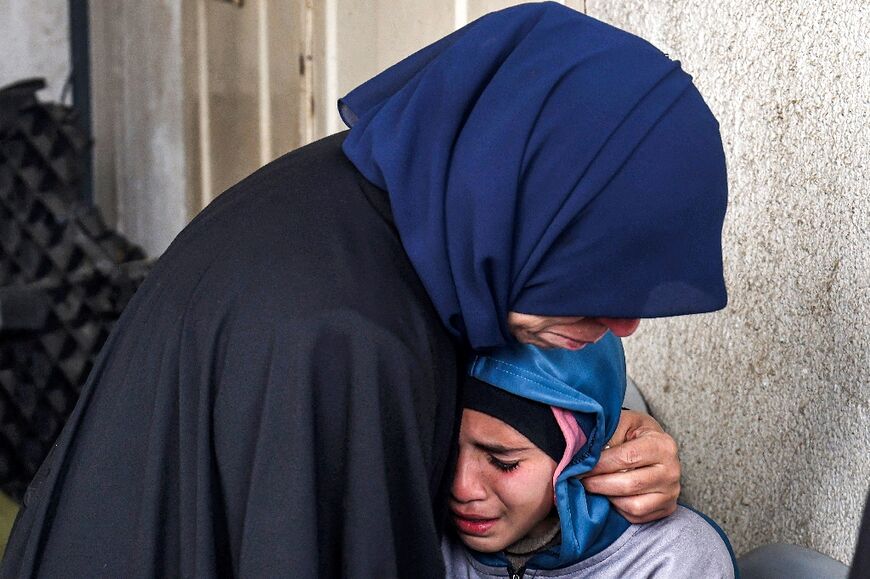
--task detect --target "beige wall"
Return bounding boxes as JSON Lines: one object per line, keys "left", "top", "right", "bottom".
{"left": 586, "top": 0, "right": 869, "bottom": 564}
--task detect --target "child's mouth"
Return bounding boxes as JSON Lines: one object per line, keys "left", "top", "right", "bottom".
{"left": 452, "top": 514, "right": 498, "bottom": 536}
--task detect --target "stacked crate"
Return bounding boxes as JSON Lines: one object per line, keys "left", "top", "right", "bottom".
{"left": 0, "top": 79, "right": 150, "bottom": 501}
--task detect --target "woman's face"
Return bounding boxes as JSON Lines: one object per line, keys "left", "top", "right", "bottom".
{"left": 450, "top": 409, "right": 558, "bottom": 553}
{"left": 507, "top": 313, "right": 640, "bottom": 349}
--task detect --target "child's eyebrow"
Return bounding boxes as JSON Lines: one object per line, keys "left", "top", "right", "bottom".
{"left": 474, "top": 442, "right": 532, "bottom": 455}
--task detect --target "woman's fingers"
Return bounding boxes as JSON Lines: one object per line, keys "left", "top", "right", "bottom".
{"left": 582, "top": 462, "right": 680, "bottom": 523}
{"left": 611, "top": 496, "right": 678, "bottom": 524}
{"left": 581, "top": 460, "right": 678, "bottom": 497}
{"left": 585, "top": 430, "right": 680, "bottom": 478}
{"left": 577, "top": 410, "right": 682, "bottom": 523}
{"left": 603, "top": 409, "right": 666, "bottom": 448}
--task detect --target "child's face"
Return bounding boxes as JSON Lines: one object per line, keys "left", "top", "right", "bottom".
{"left": 450, "top": 409, "right": 559, "bottom": 553}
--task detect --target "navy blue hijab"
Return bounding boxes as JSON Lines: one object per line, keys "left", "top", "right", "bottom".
{"left": 340, "top": 2, "right": 728, "bottom": 348}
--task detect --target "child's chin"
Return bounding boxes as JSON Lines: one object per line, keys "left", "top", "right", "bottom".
{"left": 459, "top": 534, "right": 509, "bottom": 554}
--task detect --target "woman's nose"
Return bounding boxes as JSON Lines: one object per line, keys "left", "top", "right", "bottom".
{"left": 451, "top": 455, "right": 487, "bottom": 503}
{"left": 594, "top": 317, "right": 641, "bottom": 337}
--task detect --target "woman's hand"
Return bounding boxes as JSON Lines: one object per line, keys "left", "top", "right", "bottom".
{"left": 579, "top": 410, "right": 681, "bottom": 524}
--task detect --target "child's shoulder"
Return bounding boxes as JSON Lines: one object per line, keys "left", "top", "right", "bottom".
{"left": 567, "top": 505, "right": 736, "bottom": 579}
{"left": 441, "top": 506, "right": 736, "bottom": 578}
{"left": 549, "top": 505, "right": 736, "bottom": 578}
{"left": 637, "top": 504, "right": 735, "bottom": 561}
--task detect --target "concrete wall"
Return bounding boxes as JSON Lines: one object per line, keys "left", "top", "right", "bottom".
{"left": 0, "top": 0, "right": 69, "bottom": 100}
{"left": 586, "top": 0, "right": 869, "bottom": 564}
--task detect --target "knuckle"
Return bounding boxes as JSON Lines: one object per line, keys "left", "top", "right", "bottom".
{"left": 638, "top": 413, "right": 664, "bottom": 433}
{"left": 628, "top": 476, "right": 646, "bottom": 495}
{"left": 665, "top": 461, "right": 681, "bottom": 483}
{"left": 580, "top": 477, "right": 599, "bottom": 493}
{"left": 622, "top": 447, "right": 642, "bottom": 467}
{"left": 665, "top": 436, "right": 679, "bottom": 457}
{"left": 621, "top": 497, "right": 645, "bottom": 517}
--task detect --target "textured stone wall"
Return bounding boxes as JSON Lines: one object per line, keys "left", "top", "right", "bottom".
{"left": 586, "top": 0, "right": 869, "bottom": 564}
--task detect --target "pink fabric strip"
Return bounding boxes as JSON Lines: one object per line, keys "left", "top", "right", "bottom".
{"left": 551, "top": 407, "right": 587, "bottom": 503}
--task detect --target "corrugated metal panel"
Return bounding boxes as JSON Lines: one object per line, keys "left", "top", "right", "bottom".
{"left": 194, "top": 0, "right": 300, "bottom": 206}
{"left": 89, "top": 0, "right": 590, "bottom": 251}
{"left": 308, "top": 0, "right": 588, "bottom": 140}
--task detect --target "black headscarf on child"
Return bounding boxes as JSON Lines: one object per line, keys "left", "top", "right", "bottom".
{"left": 463, "top": 375, "right": 565, "bottom": 463}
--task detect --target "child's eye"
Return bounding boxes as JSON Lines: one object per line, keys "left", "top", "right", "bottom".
{"left": 488, "top": 455, "right": 520, "bottom": 472}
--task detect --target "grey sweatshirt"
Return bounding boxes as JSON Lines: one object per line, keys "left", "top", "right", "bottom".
{"left": 441, "top": 505, "right": 735, "bottom": 578}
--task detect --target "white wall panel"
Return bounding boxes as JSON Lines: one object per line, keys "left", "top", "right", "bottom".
{"left": 87, "top": 0, "right": 597, "bottom": 252}
{"left": 196, "top": 0, "right": 301, "bottom": 204}
{"left": 312, "top": 1, "right": 589, "bottom": 137}
{"left": 202, "top": 1, "right": 262, "bottom": 201}
{"left": 467, "top": 0, "right": 531, "bottom": 22}
{"left": 90, "top": 0, "right": 301, "bottom": 253}
{"left": 89, "top": 2, "right": 190, "bottom": 256}
{"left": 467, "top": 0, "right": 586, "bottom": 22}
{"left": 0, "top": 0, "right": 70, "bottom": 101}
{"left": 314, "top": 0, "right": 456, "bottom": 139}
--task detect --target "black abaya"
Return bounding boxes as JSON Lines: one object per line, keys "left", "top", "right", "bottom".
{"left": 1, "top": 132, "right": 460, "bottom": 578}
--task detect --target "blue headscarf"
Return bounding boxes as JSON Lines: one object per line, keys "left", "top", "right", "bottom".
{"left": 340, "top": 2, "right": 728, "bottom": 348}
{"left": 468, "top": 332, "right": 628, "bottom": 568}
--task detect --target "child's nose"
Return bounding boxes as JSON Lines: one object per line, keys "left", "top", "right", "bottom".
{"left": 450, "top": 455, "right": 487, "bottom": 503}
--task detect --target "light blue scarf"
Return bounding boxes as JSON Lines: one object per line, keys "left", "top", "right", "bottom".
{"left": 468, "top": 332, "right": 630, "bottom": 568}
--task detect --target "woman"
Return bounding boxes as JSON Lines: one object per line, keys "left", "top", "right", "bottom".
{"left": 1, "top": 3, "right": 727, "bottom": 577}
{"left": 444, "top": 334, "right": 736, "bottom": 578}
